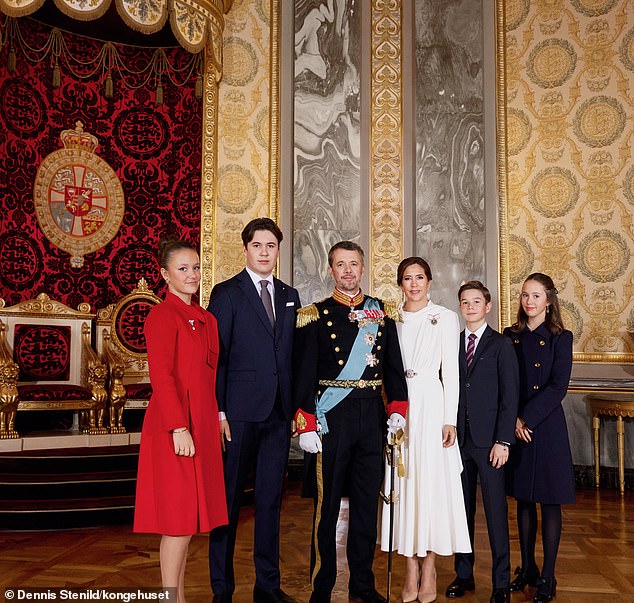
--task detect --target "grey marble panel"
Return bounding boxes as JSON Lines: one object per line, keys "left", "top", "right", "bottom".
{"left": 293, "top": 228, "right": 360, "bottom": 305}
{"left": 293, "top": 0, "right": 361, "bottom": 303}
{"left": 414, "top": 0, "right": 485, "bottom": 309}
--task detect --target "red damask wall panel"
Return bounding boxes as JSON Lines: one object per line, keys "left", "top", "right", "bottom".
{"left": 0, "top": 18, "right": 202, "bottom": 310}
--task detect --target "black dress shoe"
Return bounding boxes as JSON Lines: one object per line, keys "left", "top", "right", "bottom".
{"left": 349, "top": 589, "right": 387, "bottom": 603}
{"left": 212, "top": 595, "right": 232, "bottom": 603}
{"left": 509, "top": 565, "right": 540, "bottom": 592}
{"left": 253, "top": 586, "right": 297, "bottom": 603}
{"left": 533, "top": 577, "right": 556, "bottom": 603}
{"left": 489, "top": 588, "right": 510, "bottom": 603}
{"left": 445, "top": 577, "right": 476, "bottom": 598}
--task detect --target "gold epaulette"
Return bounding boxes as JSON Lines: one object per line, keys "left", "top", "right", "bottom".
{"left": 382, "top": 300, "right": 400, "bottom": 322}
{"left": 296, "top": 303, "right": 319, "bottom": 328}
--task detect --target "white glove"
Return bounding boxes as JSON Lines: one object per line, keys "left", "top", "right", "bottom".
{"left": 387, "top": 412, "right": 406, "bottom": 436}
{"left": 299, "top": 431, "right": 322, "bottom": 453}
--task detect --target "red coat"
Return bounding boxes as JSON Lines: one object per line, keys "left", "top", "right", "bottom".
{"left": 134, "top": 292, "right": 228, "bottom": 535}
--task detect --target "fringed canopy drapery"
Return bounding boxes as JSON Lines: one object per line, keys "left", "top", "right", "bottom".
{"left": 0, "top": 0, "right": 230, "bottom": 63}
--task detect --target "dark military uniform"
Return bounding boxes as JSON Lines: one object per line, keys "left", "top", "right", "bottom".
{"left": 293, "top": 292, "right": 407, "bottom": 600}
{"left": 503, "top": 324, "right": 575, "bottom": 504}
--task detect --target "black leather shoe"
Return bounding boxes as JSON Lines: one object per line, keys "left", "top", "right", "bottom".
{"left": 212, "top": 595, "right": 232, "bottom": 603}
{"left": 253, "top": 586, "right": 297, "bottom": 603}
{"left": 509, "top": 565, "right": 540, "bottom": 592}
{"left": 489, "top": 588, "right": 510, "bottom": 603}
{"left": 533, "top": 577, "right": 556, "bottom": 603}
{"left": 349, "top": 589, "right": 387, "bottom": 603}
{"left": 445, "top": 577, "right": 476, "bottom": 598}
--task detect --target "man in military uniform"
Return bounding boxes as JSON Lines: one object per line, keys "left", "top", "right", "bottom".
{"left": 293, "top": 241, "right": 409, "bottom": 603}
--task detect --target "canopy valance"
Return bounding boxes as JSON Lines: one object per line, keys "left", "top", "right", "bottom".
{"left": 0, "top": 0, "right": 230, "bottom": 59}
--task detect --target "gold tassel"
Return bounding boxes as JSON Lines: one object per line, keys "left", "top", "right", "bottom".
{"left": 382, "top": 300, "right": 400, "bottom": 322}
{"left": 295, "top": 304, "right": 319, "bottom": 328}
{"left": 155, "top": 81, "right": 163, "bottom": 105}
{"left": 52, "top": 63, "right": 61, "bottom": 88}
{"left": 105, "top": 72, "right": 113, "bottom": 99}
{"left": 8, "top": 46, "right": 16, "bottom": 73}
{"left": 195, "top": 74, "right": 203, "bottom": 99}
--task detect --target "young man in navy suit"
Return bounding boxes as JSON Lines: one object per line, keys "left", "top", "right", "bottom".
{"left": 208, "top": 218, "right": 300, "bottom": 603}
{"left": 445, "top": 281, "right": 519, "bottom": 603}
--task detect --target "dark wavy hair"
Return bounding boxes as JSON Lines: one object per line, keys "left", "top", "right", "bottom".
{"left": 396, "top": 257, "right": 432, "bottom": 286}
{"left": 512, "top": 272, "right": 564, "bottom": 335}
{"left": 241, "top": 218, "right": 283, "bottom": 247}
{"left": 458, "top": 280, "right": 491, "bottom": 303}
{"left": 158, "top": 236, "right": 198, "bottom": 270}
{"left": 328, "top": 241, "right": 364, "bottom": 267}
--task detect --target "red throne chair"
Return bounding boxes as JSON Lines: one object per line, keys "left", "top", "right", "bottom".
{"left": 96, "top": 278, "right": 161, "bottom": 433}
{"left": 0, "top": 294, "right": 108, "bottom": 439}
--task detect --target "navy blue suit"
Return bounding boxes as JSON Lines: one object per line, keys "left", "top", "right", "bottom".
{"left": 455, "top": 326, "right": 519, "bottom": 589}
{"left": 208, "top": 268, "right": 300, "bottom": 595}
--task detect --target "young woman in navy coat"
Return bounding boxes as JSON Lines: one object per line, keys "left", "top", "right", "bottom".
{"left": 503, "top": 273, "right": 575, "bottom": 603}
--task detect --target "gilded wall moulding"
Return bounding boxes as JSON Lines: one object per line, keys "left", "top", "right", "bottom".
{"left": 370, "top": 0, "right": 403, "bottom": 301}
{"left": 201, "top": 0, "right": 279, "bottom": 301}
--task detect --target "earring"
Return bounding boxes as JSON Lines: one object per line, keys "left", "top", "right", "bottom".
{"left": 546, "top": 305, "right": 550, "bottom": 313}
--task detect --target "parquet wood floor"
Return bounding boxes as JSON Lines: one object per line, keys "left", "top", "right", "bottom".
{"left": 1, "top": 484, "right": 632, "bottom": 603}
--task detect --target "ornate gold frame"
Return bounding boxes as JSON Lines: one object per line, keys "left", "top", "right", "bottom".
{"left": 495, "top": 0, "right": 510, "bottom": 329}
{"left": 200, "top": 0, "right": 280, "bottom": 303}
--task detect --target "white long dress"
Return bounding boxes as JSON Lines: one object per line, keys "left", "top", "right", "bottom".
{"left": 380, "top": 301, "right": 471, "bottom": 557}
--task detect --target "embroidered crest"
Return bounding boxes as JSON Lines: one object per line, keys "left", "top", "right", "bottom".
{"left": 296, "top": 411, "right": 307, "bottom": 431}
{"left": 33, "top": 121, "right": 125, "bottom": 268}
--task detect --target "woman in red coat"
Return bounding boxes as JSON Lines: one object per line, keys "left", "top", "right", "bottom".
{"left": 503, "top": 273, "right": 574, "bottom": 603}
{"left": 134, "top": 237, "right": 227, "bottom": 602}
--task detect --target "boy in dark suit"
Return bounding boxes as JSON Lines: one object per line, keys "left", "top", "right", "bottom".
{"left": 208, "top": 218, "right": 300, "bottom": 603}
{"left": 446, "top": 281, "right": 519, "bottom": 603}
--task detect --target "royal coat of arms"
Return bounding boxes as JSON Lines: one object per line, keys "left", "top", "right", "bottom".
{"left": 33, "top": 121, "right": 125, "bottom": 267}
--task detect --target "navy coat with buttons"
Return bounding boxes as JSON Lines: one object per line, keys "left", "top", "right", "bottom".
{"left": 503, "top": 324, "right": 575, "bottom": 504}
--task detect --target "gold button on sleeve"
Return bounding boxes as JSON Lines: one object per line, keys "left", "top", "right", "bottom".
{"left": 539, "top": 340, "right": 545, "bottom": 346}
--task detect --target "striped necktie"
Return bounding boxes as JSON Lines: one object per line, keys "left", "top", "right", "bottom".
{"left": 466, "top": 332, "right": 477, "bottom": 368}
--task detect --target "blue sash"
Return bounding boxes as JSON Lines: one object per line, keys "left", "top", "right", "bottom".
{"left": 316, "top": 298, "right": 381, "bottom": 434}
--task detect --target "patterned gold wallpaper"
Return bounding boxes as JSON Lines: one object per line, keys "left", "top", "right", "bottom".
{"left": 503, "top": 0, "right": 634, "bottom": 361}
{"left": 211, "top": 0, "right": 278, "bottom": 287}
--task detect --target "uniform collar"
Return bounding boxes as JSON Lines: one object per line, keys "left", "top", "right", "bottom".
{"left": 332, "top": 288, "right": 364, "bottom": 308}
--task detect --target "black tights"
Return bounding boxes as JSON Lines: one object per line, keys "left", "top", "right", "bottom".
{"left": 516, "top": 500, "right": 562, "bottom": 579}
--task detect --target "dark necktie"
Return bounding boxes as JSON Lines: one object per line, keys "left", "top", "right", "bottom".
{"left": 466, "top": 332, "right": 476, "bottom": 369}
{"left": 260, "top": 280, "right": 275, "bottom": 328}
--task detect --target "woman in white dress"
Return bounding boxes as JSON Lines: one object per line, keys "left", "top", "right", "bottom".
{"left": 380, "top": 257, "right": 470, "bottom": 602}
